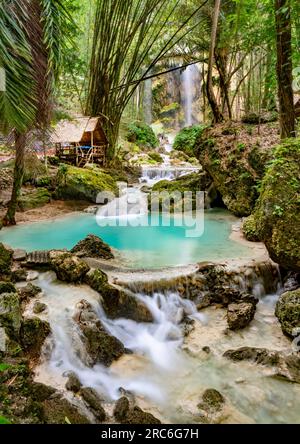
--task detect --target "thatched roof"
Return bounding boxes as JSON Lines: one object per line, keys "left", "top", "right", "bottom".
{"left": 52, "top": 117, "right": 102, "bottom": 143}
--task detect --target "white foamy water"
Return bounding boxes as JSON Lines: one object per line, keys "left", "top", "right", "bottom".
{"left": 33, "top": 272, "right": 300, "bottom": 424}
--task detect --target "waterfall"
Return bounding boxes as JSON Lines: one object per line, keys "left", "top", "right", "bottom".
{"left": 139, "top": 167, "right": 199, "bottom": 185}
{"left": 144, "top": 78, "right": 153, "bottom": 125}
{"left": 181, "top": 64, "right": 201, "bottom": 127}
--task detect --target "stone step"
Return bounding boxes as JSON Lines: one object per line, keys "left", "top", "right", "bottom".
{"left": 26, "top": 250, "right": 50, "bottom": 265}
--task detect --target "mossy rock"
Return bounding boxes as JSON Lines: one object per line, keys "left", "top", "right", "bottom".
{"left": 42, "top": 396, "right": 91, "bottom": 424}
{"left": 275, "top": 289, "right": 300, "bottom": 337}
{"left": 21, "top": 318, "right": 51, "bottom": 357}
{"left": 242, "top": 215, "right": 260, "bottom": 242}
{"left": 0, "top": 282, "right": 16, "bottom": 294}
{"left": 252, "top": 138, "right": 300, "bottom": 271}
{"left": 50, "top": 252, "right": 90, "bottom": 283}
{"left": 71, "top": 234, "right": 114, "bottom": 260}
{"left": 195, "top": 122, "right": 277, "bottom": 217}
{"left": 0, "top": 293, "right": 22, "bottom": 340}
{"left": 148, "top": 151, "right": 163, "bottom": 163}
{"left": 18, "top": 188, "right": 51, "bottom": 211}
{"left": 0, "top": 243, "right": 13, "bottom": 280}
{"left": 55, "top": 165, "right": 118, "bottom": 203}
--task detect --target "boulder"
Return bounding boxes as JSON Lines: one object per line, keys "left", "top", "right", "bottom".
{"left": 198, "top": 388, "right": 225, "bottom": 413}
{"left": 21, "top": 318, "right": 51, "bottom": 357}
{"left": 50, "top": 252, "right": 90, "bottom": 283}
{"left": 85, "top": 269, "right": 153, "bottom": 322}
{"left": 251, "top": 138, "right": 300, "bottom": 271}
{"left": 42, "top": 395, "right": 91, "bottom": 424}
{"left": 275, "top": 289, "right": 300, "bottom": 337}
{"left": 113, "top": 397, "right": 161, "bottom": 424}
{"left": 223, "top": 346, "right": 300, "bottom": 384}
{"left": 75, "top": 300, "right": 125, "bottom": 366}
{"left": 33, "top": 301, "right": 47, "bottom": 314}
{"left": 12, "top": 267, "right": 28, "bottom": 283}
{"left": 55, "top": 165, "right": 118, "bottom": 203}
{"left": 29, "top": 382, "right": 56, "bottom": 402}
{"left": 195, "top": 122, "right": 277, "bottom": 216}
{"left": 18, "top": 283, "right": 41, "bottom": 302}
{"left": 0, "top": 292, "right": 22, "bottom": 340}
{"left": 65, "top": 372, "right": 82, "bottom": 393}
{"left": 0, "top": 243, "right": 13, "bottom": 280}
{"left": 227, "top": 302, "right": 256, "bottom": 330}
{"left": 80, "top": 387, "right": 106, "bottom": 422}
{"left": 71, "top": 234, "right": 114, "bottom": 260}
{"left": 18, "top": 188, "right": 51, "bottom": 211}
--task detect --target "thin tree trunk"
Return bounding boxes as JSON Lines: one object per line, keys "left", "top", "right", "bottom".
{"left": 206, "top": 0, "right": 224, "bottom": 124}
{"left": 274, "top": 0, "right": 295, "bottom": 139}
{"left": 2, "top": 131, "right": 26, "bottom": 227}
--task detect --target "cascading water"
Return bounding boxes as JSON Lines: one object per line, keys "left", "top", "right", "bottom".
{"left": 143, "top": 78, "right": 153, "bottom": 125}
{"left": 33, "top": 271, "right": 300, "bottom": 424}
{"left": 181, "top": 64, "right": 201, "bottom": 127}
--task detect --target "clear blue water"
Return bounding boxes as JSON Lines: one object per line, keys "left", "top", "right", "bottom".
{"left": 0, "top": 209, "right": 252, "bottom": 268}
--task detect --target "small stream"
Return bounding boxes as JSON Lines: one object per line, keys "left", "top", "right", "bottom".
{"left": 32, "top": 271, "right": 300, "bottom": 424}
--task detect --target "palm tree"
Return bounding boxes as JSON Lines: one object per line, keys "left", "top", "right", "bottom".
{"left": 0, "top": 0, "right": 71, "bottom": 226}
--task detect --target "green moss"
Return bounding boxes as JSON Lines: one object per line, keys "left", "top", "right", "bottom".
{"left": 126, "top": 121, "right": 158, "bottom": 148}
{"left": 253, "top": 138, "right": 300, "bottom": 270}
{"left": 242, "top": 215, "right": 260, "bottom": 242}
{"left": 0, "top": 415, "right": 11, "bottom": 424}
{"left": 18, "top": 188, "right": 51, "bottom": 211}
{"left": 0, "top": 282, "right": 16, "bottom": 295}
{"left": 173, "top": 125, "right": 207, "bottom": 157}
{"left": 275, "top": 289, "right": 300, "bottom": 337}
{"left": 55, "top": 165, "right": 118, "bottom": 203}
{"left": 148, "top": 151, "right": 163, "bottom": 163}
{"left": 0, "top": 244, "right": 13, "bottom": 279}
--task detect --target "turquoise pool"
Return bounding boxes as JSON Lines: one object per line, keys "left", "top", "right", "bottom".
{"left": 0, "top": 209, "right": 252, "bottom": 268}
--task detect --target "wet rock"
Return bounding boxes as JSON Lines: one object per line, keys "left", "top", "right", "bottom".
{"left": 21, "top": 318, "right": 51, "bottom": 357}
{"left": 12, "top": 268, "right": 28, "bottom": 283}
{"left": 26, "top": 271, "right": 39, "bottom": 282}
{"left": 0, "top": 281, "right": 16, "bottom": 294}
{"left": 223, "top": 347, "right": 300, "bottom": 384}
{"left": 198, "top": 389, "right": 225, "bottom": 412}
{"left": 13, "top": 249, "right": 27, "bottom": 262}
{"left": 85, "top": 269, "right": 153, "bottom": 322}
{"left": 0, "top": 243, "right": 13, "bottom": 280}
{"left": 80, "top": 387, "right": 106, "bottom": 422}
{"left": 50, "top": 252, "right": 90, "bottom": 283}
{"left": 275, "top": 289, "right": 300, "bottom": 337}
{"left": 113, "top": 397, "right": 130, "bottom": 422}
{"left": 43, "top": 396, "right": 91, "bottom": 424}
{"left": 0, "top": 292, "right": 22, "bottom": 340}
{"left": 113, "top": 397, "right": 161, "bottom": 424}
{"left": 75, "top": 300, "right": 125, "bottom": 366}
{"left": 202, "top": 346, "right": 211, "bottom": 354}
{"left": 18, "top": 283, "right": 41, "bottom": 301}
{"left": 30, "top": 382, "right": 56, "bottom": 402}
{"left": 65, "top": 372, "right": 82, "bottom": 393}
{"left": 223, "top": 347, "right": 281, "bottom": 366}
{"left": 33, "top": 301, "right": 47, "bottom": 314}
{"left": 227, "top": 302, "right": 256, "bottom": 330}
{"left": 71, "top": 234, "right": 114, "bottom": 260}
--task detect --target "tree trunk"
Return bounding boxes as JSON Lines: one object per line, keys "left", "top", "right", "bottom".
{"left": 206, "top": 0, "right": 224, "bottom": 124}
{"left": 274, "top": 0, "right": 295, "bottom": 139}
{"left": 215, "top": 47, "right": 232, "bottom": 119}
{"left": 2, "top": 131, "right": 26, "bottom": 227}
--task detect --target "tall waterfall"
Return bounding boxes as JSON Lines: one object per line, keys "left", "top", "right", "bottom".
{"left": 144, "top": 78, "right": 153, "bottom": 125}
{"left": 181, "top": 64, "right": 201, "bottom": 127}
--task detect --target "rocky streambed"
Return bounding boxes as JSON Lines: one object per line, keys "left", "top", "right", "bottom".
{"left": 0, "top": 237, "right": 300, "bottom": 424}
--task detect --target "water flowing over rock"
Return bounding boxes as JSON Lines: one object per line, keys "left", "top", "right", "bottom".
{"left": 71, "top": 234, "right": 114, "bottom": 260}
{"left": 275, "top": 289, "right": 300, "bottom": 337}
{"left": 74, "top": 300, "right": 125, "bottom": 366}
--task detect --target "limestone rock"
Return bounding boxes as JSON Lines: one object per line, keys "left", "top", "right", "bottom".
{"left": 75, "top": 300, "right": 125, "bottom": 366}
{"left": 65, "top": 372, "right": 82, "bottom": 393}
{"left": 80, "top": 387, "right": 106, "bottom": 422}
{"left": 275, "top": 289, "right": 300, "bottom": 337}
{"left": 0, "top": 292, "right": 22, "bottom": 340}
{"left": 227, "top": 302, "right": 256, "bottom": 330}
{"left": 21, "top": 318, "right": 51, "bottom": 357}
{"left": 71, "top": 234, "right": 114, "bottom": 260}
{"left": 50, "top": 252, "right": 90, "bottom": 283}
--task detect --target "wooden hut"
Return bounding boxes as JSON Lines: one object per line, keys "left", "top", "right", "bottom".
{"left": 52, "top": 117, "right": 108, "bottom": 167}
